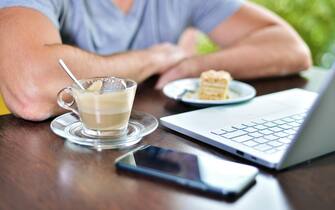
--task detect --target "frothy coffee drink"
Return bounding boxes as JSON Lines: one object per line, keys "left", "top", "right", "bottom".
{"left": 73, "top": 78, "right": 136, "bottom": 134}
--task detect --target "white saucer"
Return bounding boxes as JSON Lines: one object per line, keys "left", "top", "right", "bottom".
{"left": 163, "top": 78, "right": 256, "bottom": 107}
{"left": 50, "top": 110, "right": 158, "bottom": 150}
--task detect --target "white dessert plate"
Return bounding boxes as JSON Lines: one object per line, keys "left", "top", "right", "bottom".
{"left": 162, "top": 78, "right": 256, "bottom": 107}
{"left": 50, "top": 110, "right": 158, "bottom": 150}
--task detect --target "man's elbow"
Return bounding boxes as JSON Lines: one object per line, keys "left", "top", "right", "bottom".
{"left": 3, "top": 86, "right": 54, "bottom": 122}
{"left": 282, "top": 37, "right": 312, "bottom": 75}
{"left": 294, "top": 43, "right": 312, "bottom": 71}
{"left": 282, "top": 24, "right": 313, "bottom": 73}
{"left": 14, "top": 103, "right": 53, "bottom": 122}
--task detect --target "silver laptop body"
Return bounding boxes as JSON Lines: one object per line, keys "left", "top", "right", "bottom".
{"left": 160, "top": 68, "right": 335, "bottom": 170}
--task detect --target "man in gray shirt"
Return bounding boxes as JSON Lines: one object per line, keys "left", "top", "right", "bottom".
{"left": 0, "top": 0, "right": 311, "bottom": 120}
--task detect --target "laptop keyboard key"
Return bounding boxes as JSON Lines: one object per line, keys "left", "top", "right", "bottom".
{"left": 282, "top": 117, "right": 295, "bottom": 123}
{"left": 222, "top": 130, "right": 247, "bottom": 139}
{"left": 269, "top": 127, "right": 283, "bottom": 132}
{"left": 232, "top": 135, "right": 253, "bottom": 143}
{"left": 264, "top": 122, "right": 277, "bottom": 127}
{"left": 211, "top": 129, "right": 227, "bottom": 135}
{"left": 254, "top": 125, "right": 267, "bottom": 130}
{"left": 259, "top": 129, "right": 273, "bottom": 135}
{"left": 242, "top": 122, "right": 257, "bottom": 127}
{"left": 232, "top": 124, "right": 247, "bottom": 130}
{"left": 264, "top": 135, "right": 279, "bottom": 141}
{"left": 296, "top": 119, "right": 304, "bottom": 124}
{"left": 222, "top": 127, "right": 237, "bottom": 133}
{"left": 244, "top": 127, "right": 258, "bottom": 133}
{"left": 288, "top": 122, "right": 301, "bottom": 127}
{"left": 274, "top": 132, "right": 289, "bottom": 138}
{"left": 273, "top": 120, "right": 286, "bottom": 125}
{"left": 249, "top": 132, "right": 263, "bottom": 138}
{"left": 279, "top": 124, "right": 292, "bottom": 129}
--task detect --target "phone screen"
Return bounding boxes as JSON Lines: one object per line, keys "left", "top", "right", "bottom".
{"left": 115, "top": 145, "right": 258, "bottom": 196}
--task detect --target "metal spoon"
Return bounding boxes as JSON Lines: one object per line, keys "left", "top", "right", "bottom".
{"left": 58, "top": 59, "right": 85, "bottom": 90}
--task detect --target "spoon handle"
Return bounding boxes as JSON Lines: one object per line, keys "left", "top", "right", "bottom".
{"left": 58, "top": 59, "right": 85, "bottom": 90}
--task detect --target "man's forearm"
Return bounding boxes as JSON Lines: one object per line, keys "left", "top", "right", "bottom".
{"left": 196, "top": 25, "right": 311, "bottom": 79}
{"left": 43, "top": 44, "right": 157, "bottom": 82}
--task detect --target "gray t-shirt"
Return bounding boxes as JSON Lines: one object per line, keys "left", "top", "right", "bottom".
{"left": 0, "top": 0, "right": 243, "bottom": 55}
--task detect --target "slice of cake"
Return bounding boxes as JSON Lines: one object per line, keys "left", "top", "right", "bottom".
{"left": 198, "top": 70, "right": 232, "bottom": 100}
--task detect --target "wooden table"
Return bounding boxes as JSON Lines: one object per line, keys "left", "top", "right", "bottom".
{"left": 0, "top": 68, "right": 334, "bottom": 210}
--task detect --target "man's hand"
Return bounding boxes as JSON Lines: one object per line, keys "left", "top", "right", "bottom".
{"left": 147, "top": 43, "right": 188, "bottom": 76}
{"left": 154, "top": 30, "right": 200, "bottom": 89}
{"left": 155, "top": 56, "right": 200, "bottom": 89}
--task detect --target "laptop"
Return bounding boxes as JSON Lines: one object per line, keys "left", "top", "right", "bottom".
{"left": 160, "top": 66, "right": 335, "bottom": 170}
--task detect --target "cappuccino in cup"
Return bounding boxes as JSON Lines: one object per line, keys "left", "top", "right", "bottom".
{"left": 57, "top": 77, "right": 137, "bottom": 137}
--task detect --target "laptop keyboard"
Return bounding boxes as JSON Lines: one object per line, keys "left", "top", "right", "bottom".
{"left": 211, "top": 112, "right": 308, "bottom": 154}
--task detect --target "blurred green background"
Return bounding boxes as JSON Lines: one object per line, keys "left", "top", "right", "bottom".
{"left": 198, "top": 0, "right": 335, "bottom": 68}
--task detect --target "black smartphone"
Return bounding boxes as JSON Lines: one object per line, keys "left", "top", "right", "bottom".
{"left": 115, "top": 145, "right": 258, "bottom": 197}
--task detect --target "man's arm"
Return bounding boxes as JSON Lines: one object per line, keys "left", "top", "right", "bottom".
{"left": 0, "top": 7, "right": 185, "bottom": 121}
{"left": 156, "top": 2, "right": 311, "bottom": 88}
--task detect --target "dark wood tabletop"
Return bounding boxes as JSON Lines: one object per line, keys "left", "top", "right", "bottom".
{"left": 0, "top": 68, "right": 334, "bottom": 210}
